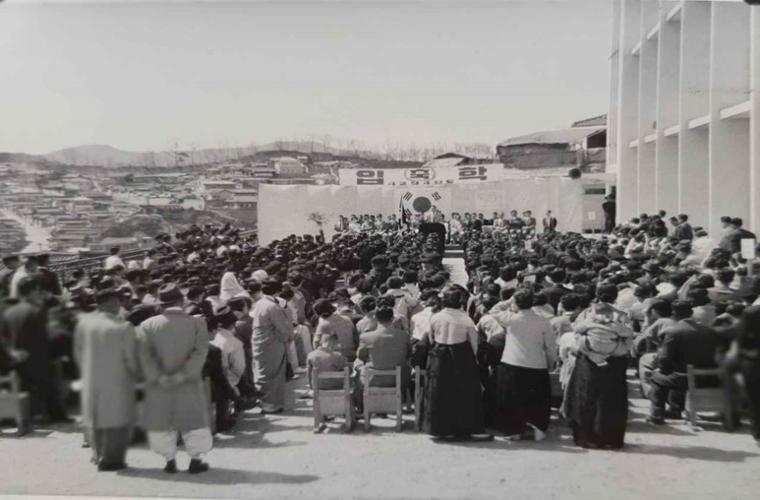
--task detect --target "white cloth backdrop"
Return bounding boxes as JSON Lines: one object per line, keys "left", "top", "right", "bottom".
{"left": 257, "top": 178, "right": 590, "bottom": 244}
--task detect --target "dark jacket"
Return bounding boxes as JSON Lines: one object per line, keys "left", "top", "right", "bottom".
{"left": 37, "top": 268, "right": 62, "bottom": 296}
{"left": 674, "top": 223, "right": 693, "bottom": 242}
{"left": 2, "top": 300, "right": 50, "bottom": 369}
{"left": 655, "top": 319, "right": 718, "bottom": 375}
{"left": 542, "top": 284, "right": 569, "bottom": 315}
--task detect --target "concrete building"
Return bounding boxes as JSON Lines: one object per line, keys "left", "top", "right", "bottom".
{"left": 270, "top": 157, "right": 307, "bottom": 176}
{"left": 608, "top": 0, "right": 760, "bottom": 235}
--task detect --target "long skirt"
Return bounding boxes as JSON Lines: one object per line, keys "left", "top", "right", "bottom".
{"left": 491, "top": 363, "right": 551, "bottom": 434}
{"left": 740, "top": 358, "right": 760, "bottom": 440}
{"left": 253, "top": 343, "right": 288, "bottom": 412}
{"left": 86, "top": 426, "right": 132, "bottom": 467}
{"left": 564, "top": 354, "right": 629, "bottom": 448}
{"left": 422, "top": 341, "right": 485, "bottom": 437}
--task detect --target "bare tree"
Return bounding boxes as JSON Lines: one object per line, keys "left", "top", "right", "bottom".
{"left": 320, "top": 134, "right": 333, "bottom": 153}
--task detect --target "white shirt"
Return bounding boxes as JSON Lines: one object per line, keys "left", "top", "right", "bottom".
{"left": 428, "top": 308, "right": 478, "bottom": 354}
{"left": 692, "top": 236, "right": 716, "bottom": 263}
{"left": 211, "top": 328, "right": 246, "bottom": 389}
{"left": 494, "top": 309, "right": 557, "bottom": 370}
{"left": 477, "top": 313, "right": 505, "bottom": 340}
{"left": 656, "top": 282, "right": 676, "bottom": 297}
{"left": 402, "top": 283, "right": 420, "bottom": 300}
{"left": 104, "top": 255, "right": 125, "bottom": 270}
{"left": 411, "top": 307, "right": 434, "bottom": 341}
{"left": 495, "top": 278, "right": 518, "bottom": 290}
{"left": 385, "top": 288, "right": 417, "bottom": 320}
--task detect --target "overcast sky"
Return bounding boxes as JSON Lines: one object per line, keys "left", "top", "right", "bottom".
{"left": 0, "top": 0, "right": 611, "bottom": 154}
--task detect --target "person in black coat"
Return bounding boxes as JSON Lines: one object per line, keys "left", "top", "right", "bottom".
{"left": 2, "top": 277, "right": 69, "bottom": 422}
{"left": 648, "top": 300, "right": 719, "bottom": 424}
{"left": 673, "top": 214, "right": 694, "bottom": 242}
{"left": 36, "top": 254, "right": 63, "bottom": 296}
{"left": 602, "top": 196, "right": 616, "bottom": 233}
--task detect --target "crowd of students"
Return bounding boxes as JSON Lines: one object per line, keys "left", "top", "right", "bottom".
{"left": 1, "top": 208, "right": 760, "bottom": 474}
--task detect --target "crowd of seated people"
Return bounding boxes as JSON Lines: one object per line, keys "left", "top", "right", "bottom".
{"left": 1, "top": 207, "right": 760, "bottom": 472}
{"left": 462, "top": 211, "right": 760, "bottom": 446}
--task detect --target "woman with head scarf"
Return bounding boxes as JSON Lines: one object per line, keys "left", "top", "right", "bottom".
{"left": 219, "top": 266, "right": 248, "bottom": 304}
{"left": 563, "top": 282, "right": 634, "bottom": 449}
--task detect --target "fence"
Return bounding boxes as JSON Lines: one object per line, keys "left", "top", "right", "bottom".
{"left": 1, "top": 228, "right": 258, "bottom": 279}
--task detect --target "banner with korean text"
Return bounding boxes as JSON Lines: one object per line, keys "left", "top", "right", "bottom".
{"left": 258, "top": 177, "right": 592, "bottom": 244}
{"left": 338, "top": 163, "right": 507, "bottom": 186}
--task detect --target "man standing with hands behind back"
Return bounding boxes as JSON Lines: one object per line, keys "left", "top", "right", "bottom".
{"left": 137, "top": 284, "right": 212, "bottom": 474}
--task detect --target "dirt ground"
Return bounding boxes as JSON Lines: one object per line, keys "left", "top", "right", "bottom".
{"left": 1, "top": 375, "right": 759, "bottom": 500}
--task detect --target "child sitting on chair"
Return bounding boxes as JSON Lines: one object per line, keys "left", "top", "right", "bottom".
{"left": 307, "top": 333, "right": 348, "bottom": 433}
{"left": 306, "top": 332, "right": 348, "bottom": 392}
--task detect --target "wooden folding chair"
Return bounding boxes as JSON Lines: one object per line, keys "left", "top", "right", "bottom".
{"left": 0, "top": 370, "right": 31, "bottom": 436}
{"left": 313, "top": 367, "right": 353, "bottom": 432}
{"left": 685, "top": 365, "right": 733, "bottom": 431}
{"left": 363, "top": 366, "right": 403, "bottom": 432}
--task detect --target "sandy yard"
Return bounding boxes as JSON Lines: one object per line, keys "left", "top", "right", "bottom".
{"left": 1, "top": 375, "right": 759, "bottom": 500}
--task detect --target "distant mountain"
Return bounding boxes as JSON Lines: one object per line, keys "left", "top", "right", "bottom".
{"left": 39, "top": 141, "right": 381, "bottom": 167}
{"left": 0, "top": 152, "right": 53, "bottom": 165}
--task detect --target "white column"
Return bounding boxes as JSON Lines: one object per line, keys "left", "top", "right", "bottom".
{"left": 678, "top": 0, "right": 710, "bottom": 228}
{"left": 708, "top": 1, "right": 751, "bottom": 236}
{"left": 750, "top": 5, "right": 760, "bottom": 233}
{"left": 654, "top": 4, "right": 680, "bottom": 215}
{"left": 615, "top": 0, "right": 642, "bottom": 224}
{"left": 637, "top": 0, "right": 659, "bottom": 214}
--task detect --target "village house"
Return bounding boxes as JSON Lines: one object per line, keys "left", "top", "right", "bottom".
{"left": 496, "top": 115, "right": 607, "bottom": 172}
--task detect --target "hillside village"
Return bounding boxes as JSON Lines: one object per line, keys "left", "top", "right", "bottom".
{"left": 0, "top": 116, "right": 606, "bottom": 258}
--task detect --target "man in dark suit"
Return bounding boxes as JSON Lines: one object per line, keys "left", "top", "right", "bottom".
{"left": 2, "top": 276, "right": 69, "bottom": 422}
{"left": 720, "top": 217, "right": 756, "bottom": 254}
{"left": 673, "top": 214, "right": 694, "bottom": 242}
{"left": 707, "top": 268, "right": 740, "bottom": 304}
{"left": 542, "top": 211, "right": 558, "bottom": 234}
{"left": 36, "top": 254, "right": 62, "bottom": 297}
{"left": 647, "top": 300, "right": 719, "bottom": 424}
{"left": 602, "top": 195, "right": 616, "bottom": 233}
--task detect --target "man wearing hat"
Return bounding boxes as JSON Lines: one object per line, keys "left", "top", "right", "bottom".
{"left": 104, "top": 247, "right": 125, "bottom": 271}
{"left": 73, "top": 286, "right": 139, "bottom": 471}
{"left": 137, "top": 283, "right": 212, "bottom": 474}
{"left": 3, "top": 276, "right": 70, "bottom": 423}
{"left": 251, "top": 278, "right": 293, "bottom": 414}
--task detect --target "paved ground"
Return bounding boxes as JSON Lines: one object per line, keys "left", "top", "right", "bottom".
{"left": 1, "top": 375, "right": 759, "bottom": 500}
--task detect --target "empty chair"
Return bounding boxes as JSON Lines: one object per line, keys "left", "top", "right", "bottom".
{"left": 313, "top": 367, "right": 354, "bottom": 432}
{"left": 0, "top": 370, "right": 31, "bottom": 436}
{"left": 363, "top": 366, "right": 403, "bottom": 432}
